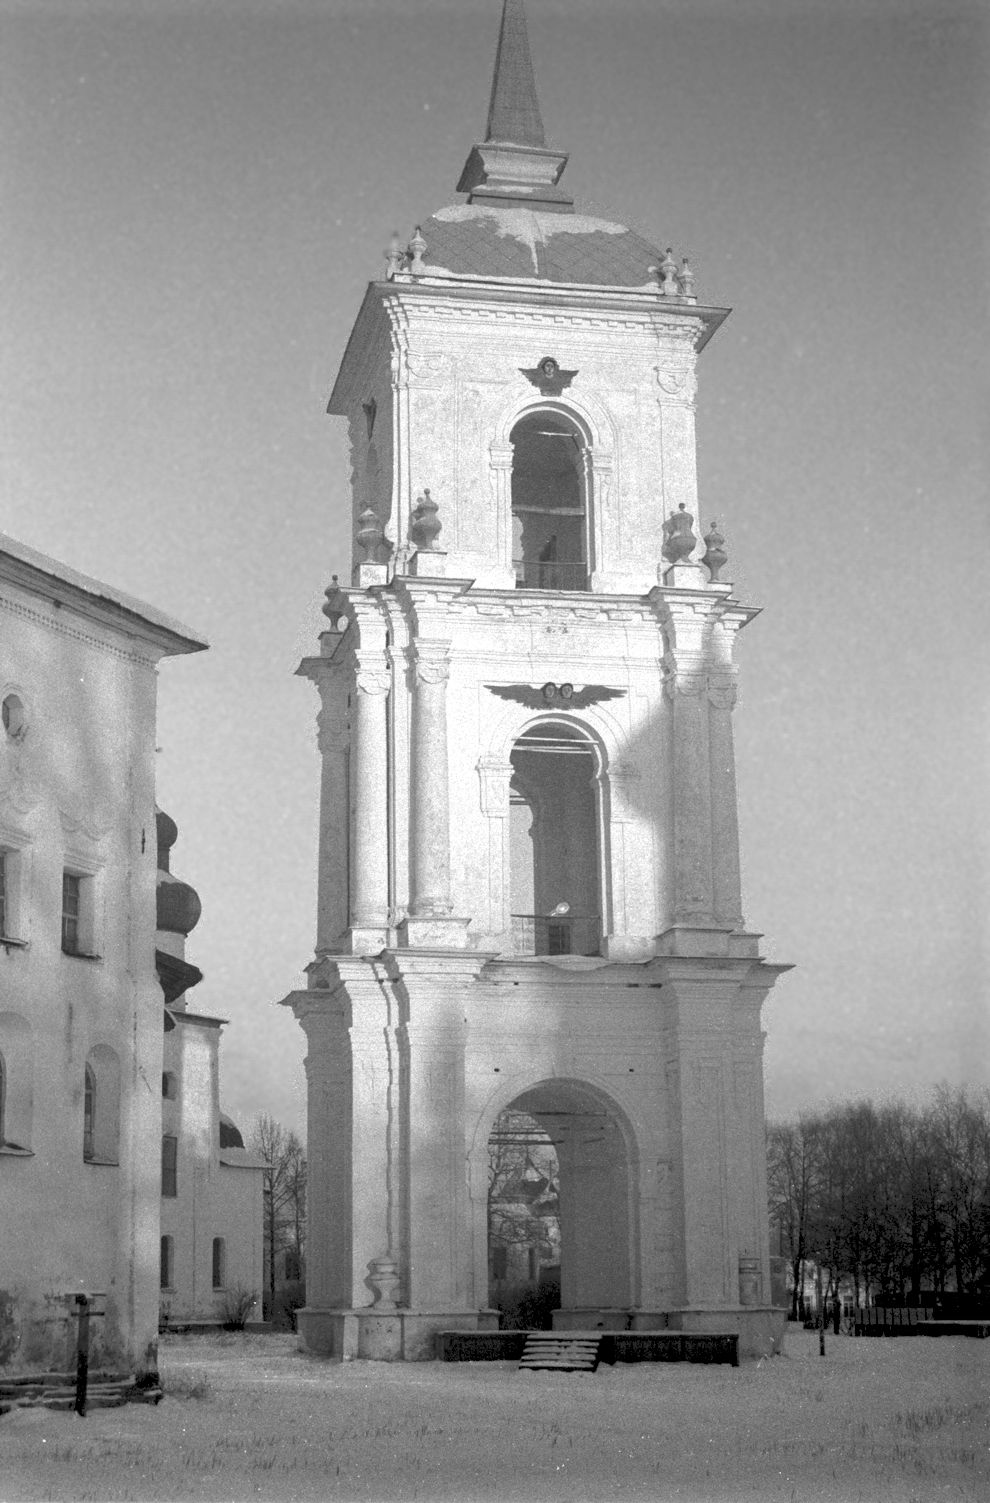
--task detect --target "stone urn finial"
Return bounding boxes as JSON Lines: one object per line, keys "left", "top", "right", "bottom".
{"left": 385, "top": 232, "right": 403, "bottom": 279}
{"left": 408, "top": 225, "right": 427, "bottom": 276}
{"left": 677, "top": 256, "right": 696, "bottom": 302}
{"left": 323, "top": 573, "right": 348, "bottom": 625}
{"left": 662, "top": 503, "right": 697, "bottom": 565}
{"left": 702, "top": 520, "right": 728, "bottom": 582}
{"left": 368, "top": 1254, "right": 400, "bottom": 1309}
{"left": 410, "top": 488, "right": 442, "bottom": 551}
{"left": 356, "top": 507, "right": 385, "bottom": 561}
{"left": 659, "top": 247, "right": 678, "bottom": 297}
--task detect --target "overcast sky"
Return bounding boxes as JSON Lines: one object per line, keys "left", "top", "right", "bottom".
{"left": 3, "top": 0, "right": 988, "bottom": 1141}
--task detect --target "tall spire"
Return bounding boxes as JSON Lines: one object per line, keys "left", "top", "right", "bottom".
{"left": 485, "top": 0, "right": 545, "bottom": 147}
{"left": 456, "top": 0, "right": 573, "bottom": 214}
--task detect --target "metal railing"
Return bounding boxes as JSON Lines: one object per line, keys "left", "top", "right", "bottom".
{"left": 512, "top": 559, "right": 589, "bottom": 592}
{"left": 510, "top": 914, "right": 602, "bottom": 957}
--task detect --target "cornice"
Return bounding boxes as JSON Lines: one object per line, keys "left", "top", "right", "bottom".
{"left": 0, "top": 593, "right": 163, "bottom": 667}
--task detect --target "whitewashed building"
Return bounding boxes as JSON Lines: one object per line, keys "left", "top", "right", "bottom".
{"left": 156, "top": 810, "right": 264, "bottom": 1331}
{"left": 282, "top": 0, "right": 790, "bottom": 1360}
{"left": 0, "top": 535, "right": 205, "bottom": 1378}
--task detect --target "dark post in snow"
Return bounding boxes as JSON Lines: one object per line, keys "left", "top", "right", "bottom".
{"left": 74, "top": 1293, "right": 90, "bottom": 1416}
{"left": 816, "top": 1268, "right": 825, "bottom": 1358}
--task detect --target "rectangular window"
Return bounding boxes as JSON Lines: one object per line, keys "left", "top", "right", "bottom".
{"left": 212, "top": 1237, "right": 226, "bottom": 1289}
{"left": 161, "top": 1134, "right": 178, "bottom": 1198}
{"left": 0, "top": 853, "right": 7, "bottom": 937}
{"left": 61, "top": 872, "right": 81, "bottom": 954}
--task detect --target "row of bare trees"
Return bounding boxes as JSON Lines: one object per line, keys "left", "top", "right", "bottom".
{"left": 767, "top": 1086, "right": 990, "bottom": 1316}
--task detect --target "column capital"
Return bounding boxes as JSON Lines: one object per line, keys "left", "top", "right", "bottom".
{"left": 353, "top": 649, "right": 391, "bottom": 697}
{"left": 410, "top": 641, "right": 451, "bottom": 685}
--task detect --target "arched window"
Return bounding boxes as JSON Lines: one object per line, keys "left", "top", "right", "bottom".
{"left": 510, "top": 412, "right": 588, "bottom": 590}
{"left": 160, "top": 1235, "right": 174, "bottom": 1289}
{"left": 83, "top": 1046, "right": 120, "bottom": 1164}
{"left": 83, "top": 1064, "right": 95, "bottom": 1161}
{"left": 509, "top": 721, "right": 603, "bottom": 955}
{"left": 212, "top": 1237, "right": 226, "bottom": 1289}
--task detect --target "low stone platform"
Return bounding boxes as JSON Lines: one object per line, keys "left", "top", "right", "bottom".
{"left": 439, "top": 1330, "right": 739, "bottom": 1366}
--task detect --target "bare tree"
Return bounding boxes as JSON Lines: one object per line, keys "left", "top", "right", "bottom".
{"left": 250, "top": 1114, "right": 306, "bottom": 1319}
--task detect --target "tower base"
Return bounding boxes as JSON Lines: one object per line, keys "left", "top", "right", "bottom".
{"left": 296, "top": 1306, "right": 499, "bottom": 1362}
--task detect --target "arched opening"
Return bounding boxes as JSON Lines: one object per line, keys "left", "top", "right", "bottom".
{"left": 487, "top": 1107, "right": 560, "bottom": 1328}
{"left": 509, "top": 720, "right": 602, "bottom": 955}
{"left": 510, "top": 411, "right": 588, "bottom": 590}
{"left": 83, "top": 1046, "right": 120, "bottom": 1165}
{"left": 486, "top": 1080, "right": 634, "bottom": 1326}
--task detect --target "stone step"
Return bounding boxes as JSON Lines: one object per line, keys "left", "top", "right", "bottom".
{"left": 519, "top": 1334, "right": 603, "bottom": 1372}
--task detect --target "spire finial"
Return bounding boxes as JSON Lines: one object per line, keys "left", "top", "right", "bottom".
{"left": 456, "top": 0, "right": 573, "bottom": 213}
{"left": 485, "top": 0, "right": 546, "bottom": 147}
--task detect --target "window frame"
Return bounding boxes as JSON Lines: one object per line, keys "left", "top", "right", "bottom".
{"left": 211, "top": 1237, "right": 226, "bottom": 1290}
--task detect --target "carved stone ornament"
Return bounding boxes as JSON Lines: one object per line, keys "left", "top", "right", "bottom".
{"left": 367, "top": 1255, "right": 401, "bottom": 1309}
{"left": 662, "top": 504, "right": 697, "bottom": 564}
{"left": 410, "top": 489, "right": 442, "bottom": 551}
{"left": 520, "top": 355, "right": 578, "bottom": 396}
{"left": 354, "top": 667, "right": 390, "bottom": 697}
{"left": 655, "top": 364, "right": 698, "bottom": 402}
{"left": 660, "top": 659, "right": 706, "bottom": 699}
{"left": 707, "top": 676, "right": 738, "bottom": 711}
{"left": 702, "top": 520, "right": 728, "bottom": 582}
{"left": 487, "top": 683, "right": 625, "bottom": 709}
{"left": 414, "top": 651, "right": 450, "bottom": 686}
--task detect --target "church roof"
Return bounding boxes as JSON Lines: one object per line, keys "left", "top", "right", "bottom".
{"left": 430, "top": 2, "right": 672, "bottom": 289}
{"left": 417, "top": 204, "right": 664, "bottom": 290}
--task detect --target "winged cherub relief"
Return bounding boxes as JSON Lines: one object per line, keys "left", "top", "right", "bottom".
{"left": 486, "top": 683, "right": 625, "bottom": 710}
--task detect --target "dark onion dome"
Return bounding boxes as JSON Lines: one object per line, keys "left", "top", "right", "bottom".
{"left": 156, "top": 870, "right": 202, "bottom": 936}
{"left": 156, "top": 807, "right": 178, "bottom": 871}
{"left": 219, "top": 1113, "right": 244, "bottom": 1150}
{"left": 416, "top": 205, "right": 664, "bottom": 289}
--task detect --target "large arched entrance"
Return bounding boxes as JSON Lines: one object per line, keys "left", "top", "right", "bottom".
{"left": 485, "top": 1079, "right": 634, "bottom": 1326}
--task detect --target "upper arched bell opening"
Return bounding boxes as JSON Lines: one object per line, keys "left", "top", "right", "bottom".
{"left": 510, "top": 410, "right": 588, "bottom": 591}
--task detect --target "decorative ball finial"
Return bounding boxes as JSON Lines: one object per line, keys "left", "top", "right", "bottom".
{"left": 661, "top": 503, "right": 697, "bottom": 564}
{"left": 702, "top": 520, "right": 728, "bottom": 582}
{"left": 410, "top": 488, "right": 442, "bottom": 551}
{"left": 659, "top": 248, "right": 678, "bottom": 297}
{"left": 677, "top": 257, "right": 696, "bottom": 302}
{"left": 408, "top": 225, "right": 427, "bottom": 275}
{"left": 385, "top": 232, "right": 403, "bottom": 279}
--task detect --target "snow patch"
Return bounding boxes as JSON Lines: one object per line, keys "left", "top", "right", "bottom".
{"left": 432, "top": 204, "right": 629, "bottom": 275}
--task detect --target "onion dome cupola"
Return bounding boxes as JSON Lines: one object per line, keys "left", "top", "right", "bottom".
{"left": 155, "top": 806, "right": 203, "bottom": 1005}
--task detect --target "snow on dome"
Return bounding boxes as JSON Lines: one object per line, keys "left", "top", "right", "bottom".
{"left": 420, "top": 204, "right": 664, "bottom": 288}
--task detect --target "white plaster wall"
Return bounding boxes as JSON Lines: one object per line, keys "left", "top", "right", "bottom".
{"left": 0, "top": 577, "right": 164, "bottom": 1375}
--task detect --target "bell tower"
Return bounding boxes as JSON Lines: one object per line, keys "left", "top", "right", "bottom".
{"left": 281, "top": 0, "right": 789, "bottom": 1361}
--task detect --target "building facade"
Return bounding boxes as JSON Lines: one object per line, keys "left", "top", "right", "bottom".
{"left": 157, "top": 811, "right": 264, "bottom": 1331}
{"left": 282, "top": 0, "right": 790, "bottom": 1360}
{"left": 0, "top": 535, "right": 205, "bottom": 1377}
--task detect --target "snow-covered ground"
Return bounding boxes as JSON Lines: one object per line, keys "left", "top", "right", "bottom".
{"left": 2, "top": 1327, "right": 987, "bottom": 1502}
